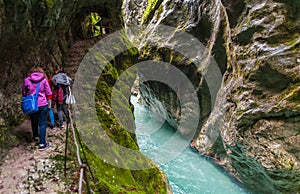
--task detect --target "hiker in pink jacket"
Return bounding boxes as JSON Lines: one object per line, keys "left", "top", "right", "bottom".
{"left": 22, "top": 66, "right": 52, "bottom": 151}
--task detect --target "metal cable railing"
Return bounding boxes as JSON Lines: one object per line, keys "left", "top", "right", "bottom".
{"left": 69, "top": 111, "right": 84, "bottom": 193}
{"left": 65, "top": 107, "right": 93, "bottom": 194}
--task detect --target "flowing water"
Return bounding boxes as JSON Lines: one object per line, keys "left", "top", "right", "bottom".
{"left": 131, "top": 96, "right": 252, "bottom": 194}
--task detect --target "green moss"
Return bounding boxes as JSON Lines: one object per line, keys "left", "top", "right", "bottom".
{"left": 228, "top": 143, "right": 300, "bottom": 193}
{"left": 286, "top": 89, "right": 300, "bottom": 105}
{"left": 156, "top": 5, "right": 164, "bottom": 20}
{"left": 45, "top": 0, "right": 56, "bottom": 8}
{"left": 75, "top": 146, "right": 167, "bottom": 193}
{"left": 286, "top": 34, "right": 300, "bottom": 46}
{"left": 128, "top": 47, "right": 139, "bottom": 56}
{"left": 268, "top": 168, "right": 300, "bottom": 193}
{"left": 169, "top": 53, "right": 174, "bottom": 64}
{"left": 51, "top": 108, "right": 167, "bottom": 193}
{"left": 165, "top": 1, "right": 173, "bottom": 10}
{"left": 235, "top": 109, "right": 244, "bottom": 116}
{"left": 80, "top": 41, "right": 168, "bottom": 193}
{"left": 277, "top": 83, "right": 300, "bottom": 107}
{"left": 85, "top": 150, "right": 138, "bottom": 193}
{"left": 228, "top": 143, "right": 279, "bottom": 193}
{"left": 141, "top": 0, "right": 164, "bottom": 24}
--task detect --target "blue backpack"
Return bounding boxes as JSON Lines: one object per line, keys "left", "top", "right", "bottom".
{"left": 22, "top": 82, "right": 41, "bottom": 114}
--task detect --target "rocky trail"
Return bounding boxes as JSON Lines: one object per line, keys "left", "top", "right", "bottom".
{"left": 0, "top": 120, "right": 76, "bottom": 193}
{"left": 64, "top": 39, "right": 99, "bottom": 80}
{"left": 0, "top": 39, "right": 98, "bottom": 194}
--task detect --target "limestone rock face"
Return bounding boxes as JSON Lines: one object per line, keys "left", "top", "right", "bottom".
{"left": 123, "top": 0, "right": 300, "bottom": 193}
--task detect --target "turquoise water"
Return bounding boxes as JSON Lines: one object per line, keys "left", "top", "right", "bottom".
{"left": 131, "top": 96, "right": 251, "bottom": 194}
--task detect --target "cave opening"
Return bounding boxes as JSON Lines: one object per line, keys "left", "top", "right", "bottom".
{"left": 70, "top": 5, "right": 116, "bottom": 41}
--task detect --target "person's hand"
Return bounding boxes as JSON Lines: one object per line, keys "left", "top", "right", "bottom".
{"left": 48, "top": 100, "right": 52, "bottom": 109}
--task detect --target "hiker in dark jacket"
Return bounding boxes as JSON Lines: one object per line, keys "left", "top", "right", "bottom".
{"left": 22, "top": 66, "right": 52, "bottom": 151}
{"left": 51, "top": 66, "right": 71, "bottom": 128}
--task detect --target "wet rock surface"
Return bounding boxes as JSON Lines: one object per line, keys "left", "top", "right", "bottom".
{"left": 123, "top": 0, "right": 300, "bottom": 193}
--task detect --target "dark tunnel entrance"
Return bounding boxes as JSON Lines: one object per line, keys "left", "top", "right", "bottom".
{"left": 70, "top": 5, "right": 119, "bottom": 40}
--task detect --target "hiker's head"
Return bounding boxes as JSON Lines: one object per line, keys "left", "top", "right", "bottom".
{"left": 54, "top": 66, "right": 63, "bottom": 74}
{"left": 30, "top": 66, "right": 48, "bottom": 79}
{"left": 30, "top": 66, "right": 45, "bottom": 74}
{"left": 60, "top": 67, "right": 65, "bottom": 73}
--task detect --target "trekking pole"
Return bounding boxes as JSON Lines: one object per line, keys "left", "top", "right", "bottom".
{"left": 64, "top": 119, "right": 69, "bottom": 177}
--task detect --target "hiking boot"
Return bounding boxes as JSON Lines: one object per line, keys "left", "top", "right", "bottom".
{"left": 60, "top": 123, "right": 66, "bottom": 129}
{"left": 32, "top": 137, "right": 39, "bottom": 145}
{"left": 32, "top": 137, "right": 39, "bottom": 142}
{"left": 50, "top": 124, "right": 57, "bottom": 130}
{"left": 39, "top": 142, "right": 51, "bottom": 151}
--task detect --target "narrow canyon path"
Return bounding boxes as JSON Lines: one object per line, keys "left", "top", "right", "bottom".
{"left": 0, "top": 120, "right": 76, "bottom": 193}
{"left": 0, "top": 39, "right": 98, "bottom": 194}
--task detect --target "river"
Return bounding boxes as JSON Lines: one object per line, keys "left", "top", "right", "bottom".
{"left": 131, "top": 95, "right": 252, "bottom": 194}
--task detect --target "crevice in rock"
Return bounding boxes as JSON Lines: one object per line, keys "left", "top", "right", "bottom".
{"left": 221, "top": 0, "right": 246, "bottom": 28}
{"left": 249, "top": 63, "right": 293, "bottom": 93}
{"left": 247, "top": 111, "right": 300, "bottom": 131}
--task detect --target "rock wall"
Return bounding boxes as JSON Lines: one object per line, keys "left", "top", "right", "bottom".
{"left": 0, "top": 0, "right": 122, "bottom": 124}
{"left": 123, "top": 0, "right": 300, "bottom": 193}
{"left": 0, "top": 0, "right": 169, "bottom": 193}
{"left": 199, "top": 1, "right": 300, "bottom": 193}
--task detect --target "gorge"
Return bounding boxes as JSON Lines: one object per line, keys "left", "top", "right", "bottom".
{"left": 0, "top": 0, "right": 299, "bottom": 193}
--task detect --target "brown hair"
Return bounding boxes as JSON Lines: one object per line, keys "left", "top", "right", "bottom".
{"left": 30, "top": 66, "right": 48, "bottom": 80}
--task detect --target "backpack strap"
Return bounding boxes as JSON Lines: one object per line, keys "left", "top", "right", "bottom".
{"left": 35, "top": 82, "right": 41, "bottom": 98}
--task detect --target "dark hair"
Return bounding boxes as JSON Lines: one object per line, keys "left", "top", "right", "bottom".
{"left": 54, "top": 66, "right": 65, "bottom": 73}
